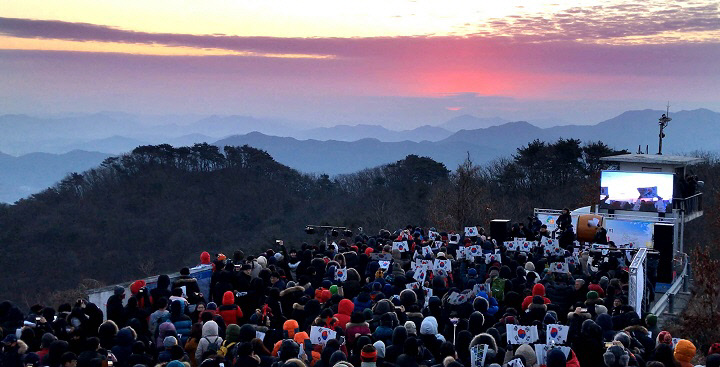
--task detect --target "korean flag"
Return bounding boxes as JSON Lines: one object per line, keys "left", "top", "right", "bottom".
{"left": 393, "top": 241, "right": 409, "bottom": 252}
{"left": 335, "top": 267, "right": 348, "bottom": 281}
{"left": 546, "top": 324, "right": 569, "bottom": 345}
{"left": 506, "top": 324, "right": 538, "bottom": 344}
{"left": 550, "top": 262, "right": 569, "bottom": 273}
{"left": 465, "top": 226, "right": 479, "bottom": 237}
{"left": 310, "top": 326, "right": 337, "bottom": 345}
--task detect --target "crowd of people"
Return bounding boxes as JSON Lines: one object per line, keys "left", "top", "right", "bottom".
{"left": 1, "top": 223, "right": 717, "bottom": 367}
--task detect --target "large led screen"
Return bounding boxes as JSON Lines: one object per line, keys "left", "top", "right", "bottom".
{"left": 600, "top": 171, "right": 674, "bottom": 213}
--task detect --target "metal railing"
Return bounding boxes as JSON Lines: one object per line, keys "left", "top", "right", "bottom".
{"left": 650, "top": 253, "right": 689, "bottom": 316}
{"left": 673, "top": 193, "right": 703, "bottom": 215}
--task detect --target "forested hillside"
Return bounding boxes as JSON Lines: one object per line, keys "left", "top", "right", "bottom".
{"left": 3, "top": 139, "right": 707, "bottom": 308}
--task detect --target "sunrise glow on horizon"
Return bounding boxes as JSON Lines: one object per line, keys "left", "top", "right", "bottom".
{"left": 1, "top": 0, "right": 719, "bottom": 125}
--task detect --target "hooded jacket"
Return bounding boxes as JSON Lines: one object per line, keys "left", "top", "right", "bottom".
{"left": 334, "top": 299, "right": 354, "bottom": 330}
{"left": 110, "top": 328, "right": 136, "bottom": 367}
{"left": 156, "top": 321, "right": 177, "bottom": 347}
{"left": 514, "top": 344, "right": 538, "bottom": 367}
{"left": 195, "top": 321, "right": 223, "bottom": 363}
{"left": 522, "top": 284, "right": 552, "bottom": 310}
{"left": 674, "top": 340, "right": 696, "bottom": 367}
{"left": 170, "top": 300, "right": 193, "bottom": 345}
{"left": 218, "top": 291, "right": 243, "bottom": 326}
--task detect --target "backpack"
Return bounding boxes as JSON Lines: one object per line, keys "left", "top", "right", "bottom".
{"left": 204, "top": 336, "right": 221, "bottom": 355}
{"left": 491, "top": 278, "right": 506, "bottom": 302}
{"left": 217, "top": 341, "right": 236, "bottom": 358}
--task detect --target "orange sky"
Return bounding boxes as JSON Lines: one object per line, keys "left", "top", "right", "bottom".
{"left": 0, "top": 1, "right": 719, "bottom": 124}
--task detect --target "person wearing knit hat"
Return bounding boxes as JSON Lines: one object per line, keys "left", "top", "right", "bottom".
{"left": 330, "top": 285, "right": 339, "bottom": 295}
{"left": 588, "top": 284, "right": 605, "bottom": 298}
{"left": 586, "top": 291, "right": 600, "bottom": 301}
{"left": 361, "top": 344, "right": 378, "bottom": 367}
{"left": 603, "top": 345, "right": 630, "bottom": 367}
{"left": 656, "top": 331, "right": 672, "bottom": 346}
{"left": 674, "top": 340, "right": 696, "bottom": 367}
{"left": 167, "top": 361, "right": 185, "bottom": 367}
{"left": 599, "top": 276, "right": 610, "bottom": 289}
{"left": 709, "top": 343, "right": 720, "bottom": 357}
{"left": 163, "top": 336, "right": 178, "bottom": 348}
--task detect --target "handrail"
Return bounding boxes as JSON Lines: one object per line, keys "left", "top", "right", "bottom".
{"left": 534, "top": 208, "right": 676, "bottom": 224}
{"left": 650, "top": 253, "right": 689, "bottom": 316}
{"left": 672, "top": 193, "right": 703, "bottom": 215}
{"left": 672, "top": 192, "right": 702, "bottom": 201}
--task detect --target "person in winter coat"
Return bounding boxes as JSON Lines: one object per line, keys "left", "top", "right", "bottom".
{"left": 572, "top": 319, "right": 605, "bottom": 367}
{"left": 346, "top": 312, "right": 371, "bottom": 348}
{"left": 195, "top": 321, "right": 223, "bottom": 363}
{"left": 106, "top": 286, "right": 127, "bottom": 327}
{"left": 184, "top": 322, "right": 203, "bottom": 367}
{"left": 126, "top": 341, "right": 153, "bottom": 367}
{"left": 419, "top": 316, "right": 445, "bottom": 360}
{"left": 373, "top": 314, "right": 394, "bottom": 346}
{"left": 218, "top": 291, "right": 243, "bottom": 326}
{"left": 156, "top": 321, "right": 177, "bottom": 348}
{"left": 110, "top": 328, "right": 135, "bottom": 367}
{"left": 170, "top": 300, "right": 193, "bottom": 346}
{"left": 674, "top": 340, "right": 696, "bottom": 367}
{"left": 385, "top": 326, "right": 408, "bottom": 363}
{"left": 151, "top": 275, "right": 173, "bottom": 309}
{"left": 513, "top": 344, "right": 538, "bottom": 367}
{"left": 596, "top": 314, "right": 616, "bottom": 342}
{"left": 272, "top": 319, "right": 300, "bottom": 357}
{"left": 172, "top": 267, "right": 203, "bottom": 304}
{"left": 334, "top": 299, "right": 354, "bottom": 330}
{"left": 603, "top": 345, "right": 630, "bottom": 367}
{"left": 522, "top": 284, "right": 552, "bottom": 310}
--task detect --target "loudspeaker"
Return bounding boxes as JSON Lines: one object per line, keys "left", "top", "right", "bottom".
{"left": 654, "top": 223, "right": 674, "bottom": 283}
{"left": 576, "top": 214, "right": 604, "bottom": 242}
{"left": 491, "top": 219, "right": 511, "bottom": 244}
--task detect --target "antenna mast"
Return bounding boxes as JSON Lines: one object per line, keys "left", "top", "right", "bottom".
{"left": 658, "top": 102, "right": 671, "bottom": 155}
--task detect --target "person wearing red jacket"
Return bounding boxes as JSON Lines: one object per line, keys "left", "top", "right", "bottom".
{"left": 334, "top": 299, "right": 354, "bottom": 330}
{"left": 522, "top": 283, "right": 552, "bottom": 310}
{"left": 218, "top": 291, "right": 243, "bottom": 326}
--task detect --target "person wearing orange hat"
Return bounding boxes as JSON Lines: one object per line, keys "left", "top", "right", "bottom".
{"left": 272, "top": 320, "right": 300, "bottom": 356}
{"left": 294, "top": 332, "right": 321, "bottom": 366}
{"left": 674, "top": 339, "right": 696, "bottom": 367}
